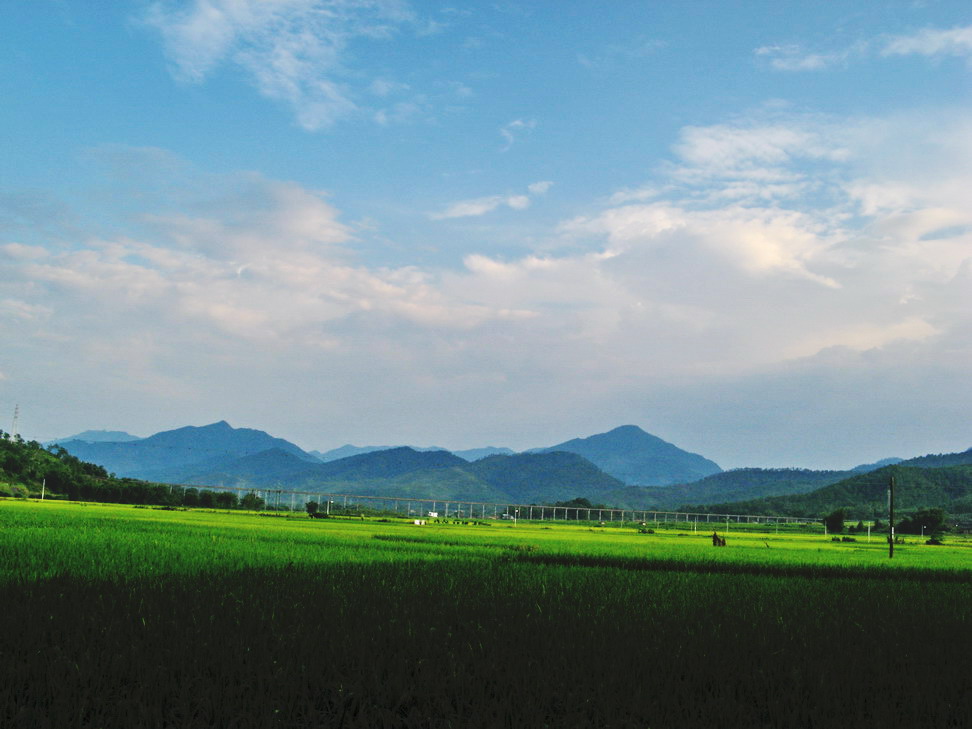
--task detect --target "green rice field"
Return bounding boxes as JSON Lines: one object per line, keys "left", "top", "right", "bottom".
{"left": 2, "top": 499, "right": 971, "bottom": 728}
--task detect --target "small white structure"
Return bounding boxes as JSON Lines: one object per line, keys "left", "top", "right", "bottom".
{"left": 413, "top": 519, "right": 427, "bottom": 526}
{"left": 427, "top": 511, "right": 439, "bottom": 518}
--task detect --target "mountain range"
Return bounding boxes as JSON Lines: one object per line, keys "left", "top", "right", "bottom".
{"left": 56, "top": 422, "right": 720, "bottom": 491}
{"left": 55, "top": 421, "right": 972, "bottom": 516}
{"left": 56, "top": 423, "right": 653, "bottom": 504}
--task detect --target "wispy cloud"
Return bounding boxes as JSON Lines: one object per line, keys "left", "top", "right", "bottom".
{"left": 881, "top": 25, "right": 972, "bottom": 61}
{"left": 577, "top": 37, "right": 666, "bottom": 69}
{"left": 430, "top": 180, "right": 552, "bottom": 220}
{"left": 754, "top": 43, "right": 863, "bottom": 71}
{"left": 142, "top": 0, "right": 416, "bottom": 130}
{"left": 757, "top": 24, "right": 972, "bottom": 72}
{"left": 499, "top": 118, "right": 536, "bottom": 151}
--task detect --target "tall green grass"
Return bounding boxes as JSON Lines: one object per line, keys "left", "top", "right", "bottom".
{"left": 2, "top": 500, "right": 970, "bottom": 728}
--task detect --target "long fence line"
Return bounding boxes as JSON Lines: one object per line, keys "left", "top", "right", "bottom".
{"left": 176, "top": 482, "right": 813, "bottom": 526}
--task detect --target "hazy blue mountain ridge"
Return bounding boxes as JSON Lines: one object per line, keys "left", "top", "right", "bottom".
{"left": 59, "top": 421, "right": 318, "bottom": 480}
{"left": 182, "top": 446, "right": 624, "bottom": 505}
{"left": 536, "top": 425, "right": 722, "bottom": 486}
{"left": 312, "top": 444, "right": 448, "bottom": 462}
{"left": 51, "top": 430, "right": 141, "bottom": 444}
{"left": 452, "top": 447, "right": 516, "bottom": 461}
{"left": 851, "top": 457, "right": 904, "bottom": 472}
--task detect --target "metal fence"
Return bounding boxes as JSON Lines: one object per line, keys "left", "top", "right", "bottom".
{"left": 177, "top": 482, "right": 812, "bottom": 527}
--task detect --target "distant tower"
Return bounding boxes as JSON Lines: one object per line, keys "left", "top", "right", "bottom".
{"left": 11, "top": 404, "right": 19, "bottom": 438}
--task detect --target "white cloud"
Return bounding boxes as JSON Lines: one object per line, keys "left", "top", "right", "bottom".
{"left": 608, "top": 186, "right": 662, "bottom": 205}
{"left": 882, "top": 25, "right": 972, "bottom": 61}
{"left": 445, "top": 80, "right": 473, "bottom": 98}
{"left": 373, "top": 99, "right": 427, "bottom": 125}
{"left": 785, "top": 316, "right": 939, "bottom": 359}
{"left": 143, "top": 0, "right": 415, "bottom": 130}
{"left": 757, "top": 24, "right": 972, "bottom": 72}
{"left": 754, "top": 43, "right": 862, "bottom": 71}
{"left": 577, "top": 37, "right": 666, "bottom": 69}
{"left": 369, "top": 78, "right": 410, "bottom": 97}
{"left": 563, "top": 202, "right": 840, "bottom": 287}
{"left": 0, "top": 152, "right": 549, "bottom": 382}
{"left": 429, "top": 180, "right": 552, "bottom": 220}
{"left": 499, "top": 118, "right": 536, "bottom": 151}
{"left": 429, "top": 195, "right": 516, "bottom": 219}
{"left": 672, "top": 120, "right": 849, "bottom": 181}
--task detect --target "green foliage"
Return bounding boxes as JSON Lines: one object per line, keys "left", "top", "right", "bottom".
{"left": 822, "top": 508, "right": 847, "bottom": 533}
{"left": 305, "top": 500, "right": 319, "bottom": 515}
{"left": 0, "top": 429, "right": 108, "bottom": 494}
{"left": 898, "top": 508, "right": 947, "bottom": 535}
{"left": 543, "top": 497, "right": 613, "bottom": 520}
{"left": 616, "top": 467, "right": 850, "bottom": 511}
{"left": 0, "top": 431, "right": 244, "bottom": 510}
{"left": 240, "top": 492, "right": 265, "bottom": 510}
{"left": 898, "top": 448, "right": 972, "bottom": 469}
{"left": 462, "top": 451, "right": 624, "bottom": 503}
{"left": 698, "top": 465, "right": 972, "bottom": 519}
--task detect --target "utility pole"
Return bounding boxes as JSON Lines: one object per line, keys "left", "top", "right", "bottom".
{"left": 11, "top": 404, "right": 19, "bottom": 438}
{"left": 888, "top": 475, "right": 895, "bottom": 559}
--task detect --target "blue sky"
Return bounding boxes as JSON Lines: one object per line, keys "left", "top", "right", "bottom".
{"left": 2, "top": 0, "right": 971, "bottom": 468}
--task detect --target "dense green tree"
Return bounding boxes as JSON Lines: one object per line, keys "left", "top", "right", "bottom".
{"left": 306, "top": 500, "right": 320, "bottom": 516}
{"left": 822, "top": 508, "right": 847, "bottom": 534}
{"left": 897, "top": 508, "right": 947, "bottom": 535}
{"left": 240, "top": 492, "right": 265, "bottom": 510}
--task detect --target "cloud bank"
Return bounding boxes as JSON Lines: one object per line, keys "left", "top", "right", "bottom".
{"left": 3, "top": 105, "right": 970, "bottom": 465}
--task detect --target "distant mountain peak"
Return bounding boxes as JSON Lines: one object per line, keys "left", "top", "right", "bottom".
{"left": 538, "top": 425, "right": 721, "bottom": 486}
{"left": 50, "top": 429, "right": 141, "bottom": 445}
{"left": 198, "top": 420, "right": 232, "bottom": 431}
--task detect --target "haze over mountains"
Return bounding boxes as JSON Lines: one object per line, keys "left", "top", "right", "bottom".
{"left": 54, "top": 423, "right": 656, "bottom": 504}
{"left": 57, "top": 422, "right": 714, "bottom": 488}
{"left": 55, "top": 420, "right": 972, "bottom": 516}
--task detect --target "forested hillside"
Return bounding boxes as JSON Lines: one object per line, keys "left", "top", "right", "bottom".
{"left": 602, "top": 468, "right": 850, "bottom": 510}
{"left": 0, "top": 432, "right": 249, "bottom": 509}
{"left": 691, "top": 464, "right": 972, "bottom": 519}
{"left": 1, "top": 432, "right": 108, "bottom": 497}
{"left": 897, "top": 448, "right": 972, "bottom": 469}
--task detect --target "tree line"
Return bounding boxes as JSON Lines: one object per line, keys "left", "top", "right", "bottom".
{"left": 0, "top": 431, "right": 267, "bottom": 509}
